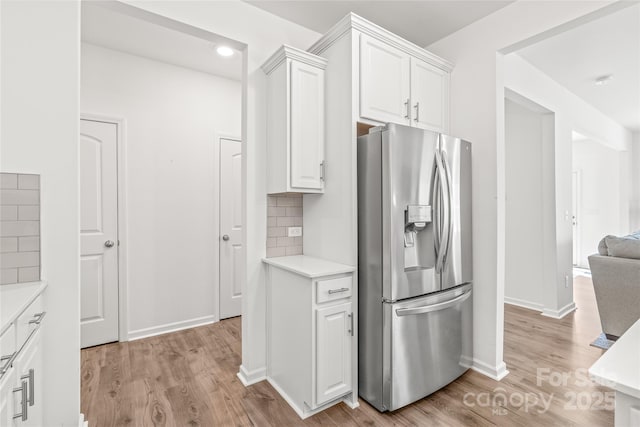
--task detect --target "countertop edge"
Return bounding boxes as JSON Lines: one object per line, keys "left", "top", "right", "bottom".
{"left": 588, "top": 318, "right": 640, "bottom": 399}
{"left": 0, "top": 281, "right": 48, "bottom": 336}
{"left": 262, "top": 256, "right": 355, "bottom": 279}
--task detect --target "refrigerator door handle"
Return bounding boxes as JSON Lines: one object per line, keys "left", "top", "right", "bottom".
{"left": 395, "top": 290, "right": 471, "bottom": 316}
{"left": 441, "top": 152, "right": 454, "bottom": 267}
{"left": 434, "top": 148, "right": 449, "bottom": 273}
{"left": 432, "top": 159, "right": 441, "bottom": 255}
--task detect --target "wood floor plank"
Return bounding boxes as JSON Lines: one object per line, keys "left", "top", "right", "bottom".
{"left": 81, "top": 274, "right": 614, "bottom": 426}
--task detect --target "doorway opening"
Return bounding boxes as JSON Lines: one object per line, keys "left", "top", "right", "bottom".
{"left": 79, "top": 2, "right": 246, "bottom": 347}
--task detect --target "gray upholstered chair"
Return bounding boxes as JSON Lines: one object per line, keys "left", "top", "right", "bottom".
{"left": 588, "top": 233, "right": 640, "bottom": 339}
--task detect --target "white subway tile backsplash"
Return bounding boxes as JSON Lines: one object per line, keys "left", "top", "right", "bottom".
{"left": 0, "top": 174, "right": 17, "bottom": 189}
{"left": 0, "top": 268, "right": 18, "bottom": 285}
{"left": 18, "top": 267, "right": 40, "bottom": 283}
{"left": 0, "top": 173, "right": 40, "bottom": 284}
{"left": 18, "top": 205, "right": 39, "bottom": 221}
{"left": 266, "top": 194, "right": 303, "bottom": 258}
{"left": 0, "top": 221, "right": 39, "bottom": 237}
{"left": 0, "top": 205, "right": 18, "bottom": 221}
{"left": 0, "top": 251, "right": 39, "bottom": 268}
{"left": 286, "top": 207, "right": 302, "bottom": 217}
{"left": 285, "top": 246, "right": 303, "bottom": 256}
{"left": 277, "top": 216, "right": 303, "bottom": 227}
{"left": 18, "top": 237, "right": 39, "bottom": 252}
{"left": 267, "top": 227, "right": 286, "bottom": 238}
{"left": 276, "top": 197, "right": 302, "bottom": 207}
{"left": 267, "top": 206, "right": 286, "bottom": 217}
{"left": 1, "top": 238, "right": 18, "bottom": 253}
{"left": 266, "top": 247, "right": 286, "bottom": 258}
{"left": 0, "top": 189, "right": 39, "bottom": 205}
{"left": 17, "top": 174, "right": 40, "bottom": 190}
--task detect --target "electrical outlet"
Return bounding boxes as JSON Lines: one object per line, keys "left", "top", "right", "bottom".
{"left": 288, "top": 227, "right": 302, "bottom": 237}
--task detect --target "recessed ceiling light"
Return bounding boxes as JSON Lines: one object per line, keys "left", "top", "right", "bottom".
{"left": 595, "top": 75, "right": 613, "bottom": 86}
{"left": 216, "top": 46, "right": 234, "bottom": 57}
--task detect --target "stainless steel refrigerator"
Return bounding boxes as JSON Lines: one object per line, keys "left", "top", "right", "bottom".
{"left": 357, "top": 123, "right": 473, "bottom": 412}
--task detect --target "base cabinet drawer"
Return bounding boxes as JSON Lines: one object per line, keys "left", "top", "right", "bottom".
{"left": 316, "top": 276, "right": 352, "bottom": 303}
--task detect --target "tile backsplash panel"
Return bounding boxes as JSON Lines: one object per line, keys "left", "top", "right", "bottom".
{"left": 266, "top": 194, "right": 303, "bottom": 257}
{"left": 0, "top": 173, "right": 40, "bottom": 285}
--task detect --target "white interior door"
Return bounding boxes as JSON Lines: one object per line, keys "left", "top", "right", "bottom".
{"left": 219, "top": 138, "right": 243, "bottom": 319}
{"left": 80, "top": 119, "right": 119, "bottom": 348}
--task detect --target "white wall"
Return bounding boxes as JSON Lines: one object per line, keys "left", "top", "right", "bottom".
{"left": 504, "top": 54, "right": 632, "bottom": 312}
{"left": 573, "top": 139, "right": 628, "bottom": 266}
{"left": 504, "top": 99, "right": 547, "bottom": 309}
{"left": 81, "top": 43, "right": 241, "bottom": 338}
{"left": 118, "top": 0, "right": 321, "bottom": 383}
{"left": 631, "top": 132, "right": 640, "bottom": 231}
{"left": 427, "top": 0, "right": 618, "bottom": 380}
{"left": 1, "top": 1, "right": 80, "bottom": 425}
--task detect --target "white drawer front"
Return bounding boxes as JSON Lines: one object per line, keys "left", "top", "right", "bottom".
{"left": 16, "top": 295, "right": 44, "bottom": 348}
{"left": 317, "top": 276, "right": 352, "bottom": 304}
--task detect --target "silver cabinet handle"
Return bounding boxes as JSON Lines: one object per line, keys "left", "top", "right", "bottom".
{"left": 222, "top": 235, "right": 230, "bottom": 241}
{"left": 13, "top": 380, "right": 28, "bottom": 421}
{"left": 320, "top": 161, "right": 326, "bottom": 181}
{"left": 328, "top": 287, "right": 349, "bottom": 294}
{"left": 28, "top": 311, "right": 46, "bottom": 325}
{"left": 348, "top": 313, "right": 354, "bottom": 336}
{"left": 404, "top": 98, "right": 410, "bottom": 119}
{"left": 414, "top": 102, "right": 420, "bottom": 122}
{"left": 21, "top": 369, "right": 34, "bottom": 406}
{"left": 104, "top": 240, "right": 115, "bottom": 248}
{"left": 1, "top": 352, "right": 16, "bottom": 375}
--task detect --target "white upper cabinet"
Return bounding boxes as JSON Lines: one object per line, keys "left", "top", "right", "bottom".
{"left": 410, "top": 57, "right": 450, "bottom": 132}
{"left": 359, "top": 34, "right": 411, "bottom": 125}
{"left": 357, "top": 31, "right": 451, "bottom": 133}
{"left": 263, "top": 46, "right": 327, "bottom": 194}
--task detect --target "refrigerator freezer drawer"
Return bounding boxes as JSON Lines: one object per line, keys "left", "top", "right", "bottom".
{"left": 384, "top": 284, "right": 472, "bottom": 411}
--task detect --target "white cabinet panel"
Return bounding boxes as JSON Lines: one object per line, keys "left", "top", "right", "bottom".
{"left": 315, "top": 302, "right": 352, "bottom": 406}
{"left": 411, "top": 58, "right": 449, "bottom": 132}
{"left": 360, "top": 34, "right": 411, "bottom": 125}
{"left": 0, "top": 369, "right": 16, "bottom": 427}
{"left": 12, "top": 328, "right": 43, "bottom": 427}
{"left": 263, "top": 46, "right": 327, "bottom": 194}
{"left": 291, "top": 61, "right": 325, "bottom": 190}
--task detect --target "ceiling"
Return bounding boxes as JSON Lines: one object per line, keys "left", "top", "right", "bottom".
{"left": 518, "top": 3, "right": 640, "bottom": 133}
{"left": 81, "top": 3, "right": 242, "bottom": 81}
{"left": 244, "top": 0, "right": 513, "bottom": 47}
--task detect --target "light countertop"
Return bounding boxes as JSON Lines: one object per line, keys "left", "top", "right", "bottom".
{"left": 589, "top": 318, "right": 640, "bottom": 399}
{"left": 1, "top": 281, "right": 48, "bottom": 336}
{"left": 263, "top": 255, "right": 355, "bottom": 279}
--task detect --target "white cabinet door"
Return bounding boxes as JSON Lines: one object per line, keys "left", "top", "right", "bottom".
{"left": 410, "top": 58, "right": 449, "bottom": 132}
{"left": 290, "top": 60, "right": 325, "bottom": 191}
{"left": 315, "top": 301, "right": 352, "bottom": 406}
{"left": 12, "top": 328, "right": 42, "bottom": 427}
{"left": 360, "top": 34, "right": 411, "bottom": 125}
{"left": 0, "top": 369, "right": 17, "bottom": 427}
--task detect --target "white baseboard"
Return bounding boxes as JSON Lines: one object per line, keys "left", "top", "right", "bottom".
{"left": 472, "top": 359, "right": 509, "bottom": 381}
{"left": 79, "top": 413, "right": 88, "bottom": 427}
{"left": 343, "top": 396, "right": 360, "bottom": 409}
{"left": 267, "top": 377, "right": 348, "bottom": 419}
{"left": 127, "top": 315, "right": 216, "bottom": 341}
{"left": 504, "top": 296, "right": 544, "bottom": 312}
{"left": 237, "top": 365, "right": 266, "bottom": 386}
{"left": 541, "top": 302, "right": 577, "bottom": 319}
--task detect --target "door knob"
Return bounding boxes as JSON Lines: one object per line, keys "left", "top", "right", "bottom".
{"left": 104, "top": 240, "right": 115, "bottom": 248}
{"left": 222, "top": 235, "right": 230, "bottom": 241}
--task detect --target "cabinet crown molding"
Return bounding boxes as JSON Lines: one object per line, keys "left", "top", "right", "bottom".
{"left": 308, "top": 12, "right": 454, "bottom": 72}
{"left": 261, "top": 45, "right": 328, "bottom": 75}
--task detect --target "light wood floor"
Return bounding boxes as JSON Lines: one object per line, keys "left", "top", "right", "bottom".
{"left": 81, "top": 274, "right": 613, "bottom": 426}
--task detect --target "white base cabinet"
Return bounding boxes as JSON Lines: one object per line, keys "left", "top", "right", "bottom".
{"left": 0, "top": 285, "right": 46, "bottom": 427}
{"left": 264, "top": 256, "right": 356, "bottom": 419}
